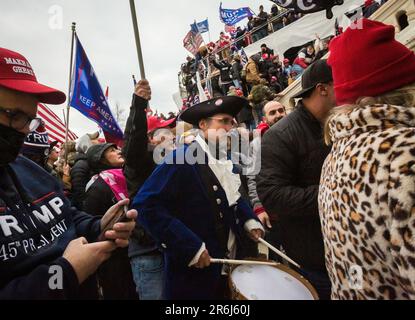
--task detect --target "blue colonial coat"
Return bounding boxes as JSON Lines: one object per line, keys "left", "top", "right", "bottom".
{"left": 132, "top": 143, "right": 258, "bottom": 299}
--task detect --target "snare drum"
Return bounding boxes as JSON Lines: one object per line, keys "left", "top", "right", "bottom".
{"left": 229, "top": 263, "right": 318, "bottom": 300}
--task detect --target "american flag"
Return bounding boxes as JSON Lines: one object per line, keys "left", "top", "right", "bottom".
{"left": 183, "top": 30, "right": 204, "bottom": 55}
{"left": 239, "top": 48, "right": 248, "bottom": 66}
{"left": 224, "top": 25, "right": 236, "bottom": 34}
{"left": 37, "top": 103, "right": 78, "bottom": 144}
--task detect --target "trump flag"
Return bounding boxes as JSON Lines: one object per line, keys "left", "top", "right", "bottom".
{"left": 219, "top": 3, "right": 254, "bottom": 26}
{"left": 70, "top": 35, "right": 123, "bottom": 145}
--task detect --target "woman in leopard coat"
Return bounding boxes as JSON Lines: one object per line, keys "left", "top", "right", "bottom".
{"left": 319, "top": 19, "right": 415, "bottom": 299}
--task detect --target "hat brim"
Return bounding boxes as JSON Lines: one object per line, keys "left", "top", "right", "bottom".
{"left": 162, "top": 117, "right": 177, "bottom": 128}
{"left": 49, "top": 141, "right": 59, "bottom": 149}
{"left": 148, "top": 117, "right": 177, "bottom": 134}
{"left": 0, "top": 79, "right": 66, "bottom": 104}
{"left": 180, "top": 96, "right": 248, "bottom": 126}
{"left": 291, "top": 85, "right": 316, "bottom": 99}
{"left": 87, "top": 131, "right": 100, "bottom": 140}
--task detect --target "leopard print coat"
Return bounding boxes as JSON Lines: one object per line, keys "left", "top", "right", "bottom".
{"left": 319, "top": 104, "right": 415, "bottom": 300}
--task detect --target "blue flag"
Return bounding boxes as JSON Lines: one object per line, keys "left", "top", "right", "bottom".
{"left": 191, "top": 19, "right": 209, "bottom": 34}
{"left": 219, "top": 3, "right": 254, "bottom": 26}
{"left": 70, "top": 35, "right": 123, "bottom": 144}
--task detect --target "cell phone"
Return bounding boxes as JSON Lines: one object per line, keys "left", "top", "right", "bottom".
{"left": 98, "top": 204, "right": 131, "bottom": 241}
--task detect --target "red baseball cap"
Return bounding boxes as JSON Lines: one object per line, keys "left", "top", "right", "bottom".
{"left": 147, "top": 116, "right": 176, "bottom": 134}
{"left": 0, "top": 47, "right": 66, "bottom": 104}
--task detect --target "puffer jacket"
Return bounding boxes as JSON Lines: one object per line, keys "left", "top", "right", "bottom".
{"left": 319, "top": 103, "right": 415, "bottom": 300}
{"left": 70, "top": 153, "right": 90, "bottom": 210}
{"left": 71, "top": 143, "right": 116, "bottom": 210}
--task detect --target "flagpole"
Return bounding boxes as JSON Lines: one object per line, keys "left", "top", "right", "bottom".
{"left": 64, "top": 22, "right": 76, "bottom": 163}
{"left": 207, "top": 17, "right": 211, "bottom": 43}
{"left": 129, "top": 0, "right": 146, "bottom": 80}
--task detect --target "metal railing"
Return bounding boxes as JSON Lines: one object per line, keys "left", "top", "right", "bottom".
{"left": 179, "top": 8, "right": 299, "bottom": 95}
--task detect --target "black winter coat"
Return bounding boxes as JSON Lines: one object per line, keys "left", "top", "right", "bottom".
{"left": 83, "top": 177, "right": 138, "bottom": 300}
{"left": 122, "top": 95, "right": 158, "bottom": 257}
{"left": 71, "top": 141, "right": 118, "bottom": 210}
{"left": 83, "top": 142, "right": 138, "bottom": 299}
{"left": 212, "top": 60, "right": 233, "bottom": 83}
{"left": 70, "top": 153, "right": 91, "bottom": 210}
{"left": 256, "top": 101, "right": 331, "bottom": 272}
{"left": 232, "top": 61, "right": 243, "bottom": 82}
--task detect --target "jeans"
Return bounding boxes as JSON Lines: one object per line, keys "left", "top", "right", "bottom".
{"left": 233, "top": 80, "right": 243, "bottom": 90}
{"left": 130, "top": 253, "right": 164, "bottom": 300}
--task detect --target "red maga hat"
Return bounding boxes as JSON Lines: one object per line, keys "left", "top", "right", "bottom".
{"left": 0, "top": 47, "right": 66, "bottom": 104}
{"left": 147, "top": 116, "right": 176, "bottom": 134}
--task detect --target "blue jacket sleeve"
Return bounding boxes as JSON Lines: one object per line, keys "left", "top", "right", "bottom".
{"left": 236, "top": 198, "right": 258, "bottom": 223}
{"left": 71, "top": 207, "right": 101, "bottom": 242}
{"left": 0, "top": 257, "right": 79, "bottom": 299}
{"left": 66, "top": 191, "right": 101, "bottom": 242}
{"left": 132, "top": 160, "right": 203, "bottom": 266}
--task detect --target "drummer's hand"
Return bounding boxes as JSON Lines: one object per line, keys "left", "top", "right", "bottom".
{"left": 134, "top": 79, "right": 151, "bottom": 101}
{"left": 194, "top": 250, "right": 211, "bottom": 269}
{"left": 249, "top": 229, "right": 264, "bottom": 242}
{"left": 258, "top": 212, "right": 272, "bottom": 229}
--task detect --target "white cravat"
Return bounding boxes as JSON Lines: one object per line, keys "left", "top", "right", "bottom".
{"left": 195, "top": 135, "right": 241, "bottom": 206}
{"left": 188, "top": 135, "right": 263, "bottom": 271}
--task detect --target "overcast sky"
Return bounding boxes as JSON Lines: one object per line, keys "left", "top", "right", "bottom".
{"left": 1, "top": 0, "right": 273, "bottom": 136}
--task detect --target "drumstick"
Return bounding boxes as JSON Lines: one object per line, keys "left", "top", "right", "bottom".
{"left": 258, "top": 238, "right": 301, "bottom": 269}
{"left": 210, "top": 258, "right": 279, "bottom": 267}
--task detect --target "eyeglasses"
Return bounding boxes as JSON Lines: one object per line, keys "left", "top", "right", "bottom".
{"left": 268, "top": 108, "right": 285, "bottom": 115}
{"left": 208, "top": 117, "right": 236, "bottom": 126}
{"left": 0, "top": 106, "right": 42, "bottom": 131}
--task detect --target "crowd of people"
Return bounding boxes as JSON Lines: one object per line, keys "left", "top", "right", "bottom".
{"left": 182, "top": 37, "right": 332, "bottom": 131}
{"left": 1, "top": 0, "right": 414, "bottom": 301}
{"left": 181, "top": 1, "right": 386, "bottom": 132}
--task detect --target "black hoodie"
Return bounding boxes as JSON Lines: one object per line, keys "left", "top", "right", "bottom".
{"left": 86, "top": 143, "right": 116, "bottom": 174}
{"left": 82, "top": 143, "right": 119, "bottom": 218}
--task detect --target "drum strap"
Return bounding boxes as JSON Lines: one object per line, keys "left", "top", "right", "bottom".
{"left": 197, "top": 164, "right": 230, "bottom": 256}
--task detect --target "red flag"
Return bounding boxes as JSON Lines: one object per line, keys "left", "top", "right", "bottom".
{"left": 37, "top": 103, "right": 78, "bottom": 144}
{"left": 103, "top": 131, "right": 123, "bottom": 147}
{"left": 101, "top": 86, "right": 124, "bottom": 146}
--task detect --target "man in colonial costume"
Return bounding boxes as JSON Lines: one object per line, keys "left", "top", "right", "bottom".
{"left": 132, "top": 96, "right": 264, "bottom": 299}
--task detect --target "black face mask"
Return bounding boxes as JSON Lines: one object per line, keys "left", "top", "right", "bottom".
{"left": 0, "top": 123, "right": 26, "bottom": 166}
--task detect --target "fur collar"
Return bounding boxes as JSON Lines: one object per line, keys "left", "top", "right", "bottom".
{"left": 327, "top": 104, "right": 415, "bottom": 142}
